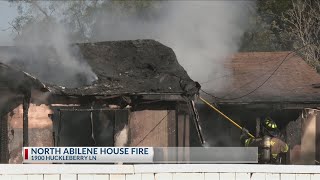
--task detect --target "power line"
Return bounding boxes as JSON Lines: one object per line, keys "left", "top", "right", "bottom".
{"left": 134, "top": 111, "right": 171, "bottom": 146}
{"left": 201, "top": 42, "right": 315, "bottom": 101}
{"left": 199, "top": 55, "right": 285, "bottom": 85}
{"left": 218, "top": 58, "right": 288, "bottom": 99}
{"left": 201, "top": 52, "right": 292, "bottom": 100}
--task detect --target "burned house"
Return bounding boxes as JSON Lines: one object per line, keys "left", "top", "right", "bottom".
{"left": 198, "top": 52, "right": 320, "bottom": 164}
{"left": 0, "top": 39, "right": 201, "bottom": 163}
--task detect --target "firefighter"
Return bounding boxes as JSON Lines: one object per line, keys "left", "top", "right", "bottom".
{"left": 240, "top": 117, "right": 289, "bottom": 164}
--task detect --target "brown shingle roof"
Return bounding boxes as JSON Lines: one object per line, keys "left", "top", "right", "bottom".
{"left": 205, "top": 51, "right": 320, "bottom": 104}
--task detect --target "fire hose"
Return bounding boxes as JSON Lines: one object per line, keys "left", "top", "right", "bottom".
{"left": 198, "top": 96, "right": 276, "bottom": 162}
{"left": 198, "top": 97, "right": 320, "bottom": 165}
{"left": 199, "top": 96, "right": 255, "bottom": 138}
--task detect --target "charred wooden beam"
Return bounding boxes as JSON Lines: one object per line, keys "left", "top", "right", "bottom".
{"left": 114, "top": 110, "right": 129, "bottom": 147}
{"left": 56, "top": 110, "right": 62, "bottom": 146}
{"left": 140, "top": 94, "right": 186, "bottom": 101}
{"left": 23, "top": 91, "right": 31, "bottom": 147}
{"left": 316, "top": 112, "right": 320, "bottom": 164}
{"left": 0, "top": 114, "right": 9, "bottom": 163}
{"left": 58, "top": 108, "right": 116, "bottom": 112}
{"left": 45, "top": 95, "right": 95, "bottom": 105}
{"left": 45, "top": 95, "right": 127, "bottom": 106}
{"left": 187, "top": 100, "right": 205, "bottom": 145}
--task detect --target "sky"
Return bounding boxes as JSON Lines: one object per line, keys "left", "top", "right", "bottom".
{"left": 0, "top": 1, "right": 18, "bottom": 45}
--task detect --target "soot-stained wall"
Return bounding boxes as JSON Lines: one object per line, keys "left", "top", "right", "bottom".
{"left": 8, "top": 104, "right": 53, "bottom": 164}
{"left": 196, "top": 104, "right": 242, "bottom": 147}
{"left": 196, "top": 103, "right": 320, "bottom": 165}
{"left": 50, "top": 107, "right": 126, "bottom": 147}
{"left": 196, "top": 103, "right": 301, "bottom": 147}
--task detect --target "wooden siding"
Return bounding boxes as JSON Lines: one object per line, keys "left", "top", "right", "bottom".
{"left": 129, "top": 110, "right": 174, "bottom": 147}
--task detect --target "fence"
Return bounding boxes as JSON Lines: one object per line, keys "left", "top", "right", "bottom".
{"left": 0, "top": 164, "right": 319, "bottom": 180}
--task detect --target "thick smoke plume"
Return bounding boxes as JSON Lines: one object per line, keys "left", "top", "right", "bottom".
{"left": 90, "top": 1, "right": 255, "bottom": 92}
{"left": 89, "top": 1, "right": 255, "bottom": 147}
{"left": 1, "top": 1, "right": 254, "bottom": 91}
{"left": 0, "top": 1, "right": 255, "bottom": 148}
{"left": 1, "top": 19, "right": 97, "bottom": 88}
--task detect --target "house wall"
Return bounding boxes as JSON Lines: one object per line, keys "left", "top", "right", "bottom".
{"left": 294, "top": 109, "right": 319, "bottom": 165}
{"left": 128, "top": 108, "right": 191, "bottom": 148}
{"left": 300, "top": 109, "right": 316, "bottom": 164}
{"left": 0, "top": 164, "right": 319, "bottom": 180}
{"left": 6, "top": 105, "right": 187, "bottom": 163}
{"left": 4, "top": 102, "right": 320, "bottom": 165}
{"left": 129, "top": 108, "right": 193, "bottom": 161}
{"left": 7, "top": 104, "right": 53, "bottom": 164}
{"left": 197, "top": 104, "right": 320, "bottom": 165}
{"left": 286, "top": 112, "right": 302, "bottom": 164}
{"left": 129, "top": 110, "right": 176, "bottom": 147}
{"left": 286, "top": 109, "right": 319, "bottom": 165}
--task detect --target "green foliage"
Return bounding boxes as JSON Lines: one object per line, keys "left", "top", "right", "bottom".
{"left": 240, "top": 0, "right": 294, "bottom": 52}
{"left": 239, "top": 13, "right": 284, "bottom": 52}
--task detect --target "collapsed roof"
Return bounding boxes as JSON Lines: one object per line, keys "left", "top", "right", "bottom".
{"left": 202, "top": 52, "right": 320, "bottom": 104}
{"left": 0, "top": 39, "right": 200, "bottom": 97}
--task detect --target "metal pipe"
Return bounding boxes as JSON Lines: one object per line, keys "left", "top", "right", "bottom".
{"left": 188, "top": 100, "right": 205, "bottom": 145}
{"left": 90, "top": 104, "right": 96, "bottom": 145}
{"left": 57, "top": 110, "right": 62, "bottom": 146}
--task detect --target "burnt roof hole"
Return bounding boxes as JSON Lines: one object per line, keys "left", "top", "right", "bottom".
{"left": 146, "top": 64, "right": 156, "bottom": 72}
{"left": 72, "top": 73, "right": 96, "bottom": 88}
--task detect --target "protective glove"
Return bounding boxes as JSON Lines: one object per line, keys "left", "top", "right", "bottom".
{"left": 241, "top": 127, "right": 249, "bottom": 136}
{"left": 240, "top": 127, "right": 250, "bottom": 143}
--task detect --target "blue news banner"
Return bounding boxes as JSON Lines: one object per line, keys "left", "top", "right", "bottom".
{"left": 23, "top": 147, "right": 258, "bottom": 163}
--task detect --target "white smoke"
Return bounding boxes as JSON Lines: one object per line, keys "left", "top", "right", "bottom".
{"left": 0, "top": 1, "right": 255, "bottom": 149}
{"left": 1, "top": 1, "right": 254, "bottom": 91}
{"left": 90, "top": 1, "right": 255, "bottom": 92}
{"left": 0, "top": 18, "right": 98, "bottom": 88}
{"left": 114, "top": 125, "right": 129, "bottom": 147}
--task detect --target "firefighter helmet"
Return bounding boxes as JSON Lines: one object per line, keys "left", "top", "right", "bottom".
{"left": 262, "top": 117, "right": 280, "bottom": 137}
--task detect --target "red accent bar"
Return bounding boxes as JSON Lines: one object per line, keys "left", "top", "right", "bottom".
{"left": 25, "top": 149, "right": 28, "bottom": 160}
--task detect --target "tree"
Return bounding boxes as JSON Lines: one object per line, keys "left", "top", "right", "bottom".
{"left": 240, "top": 0, "right": 320, "bottom": 73}
{"left": 239, "top": 0, "right": 294, "bottom": 52}
{"left": 256, "top": 0, "right": 294, "bottom": 50}
{"left": 282, "top": 0, "right": 320, "bottom": 71}
{"left": 239, "top": 12, "right": 285, "bottom": 52}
